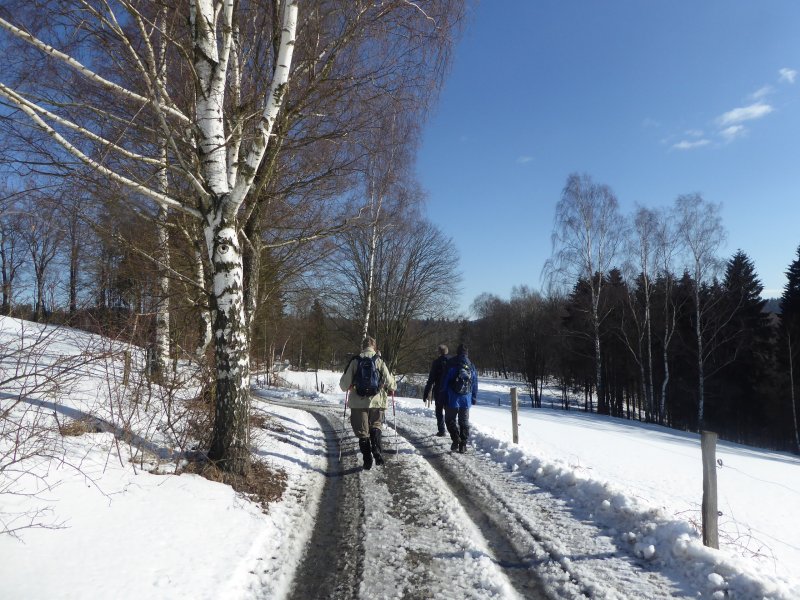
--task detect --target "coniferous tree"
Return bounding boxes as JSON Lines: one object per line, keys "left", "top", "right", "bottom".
{"left": 710, "top": 251, "right": 770, "bottom": 443}
{"left": 562, "top": 278, "right": 596, "bottom": 411}
{"left": 779, "top": 245, "right": 800, "bottom": 452}
{"left": 601, "top": 269, "right": 631, "bottom": 417}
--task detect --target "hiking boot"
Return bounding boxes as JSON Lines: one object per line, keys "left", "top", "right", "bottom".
{"left": 359, "top": 438, "right": 373, "bottom": 470}
{"left": 458, "top": 441, "right": 467, "bottom": 454}
{"left": 450, "top": 441, "right": 459, "bottom": 452}
{"left": 436, "top": 431, "right": 446, "bottom": 437}
{"left": 370, "top": 428, "right": 384, "bottom": 466}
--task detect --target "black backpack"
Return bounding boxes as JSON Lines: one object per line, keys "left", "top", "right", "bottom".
{"left": 449, "top": 358, "right": 473, "bottom": 396}
{"left": 353, "top": 355, "right": 382, "bottom": 396}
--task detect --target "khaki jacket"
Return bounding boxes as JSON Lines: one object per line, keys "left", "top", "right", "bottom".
{"left": 339, "top": 349, "right": 396, "bottom": 409}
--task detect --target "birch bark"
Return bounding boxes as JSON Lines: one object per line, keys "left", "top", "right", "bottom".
{"left": 191, "top": 0, "right": 297, "bottom": 473}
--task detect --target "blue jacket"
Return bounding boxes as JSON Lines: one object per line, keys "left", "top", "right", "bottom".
{"left": 441, "top": 354, "right": 478, "bottom": 409}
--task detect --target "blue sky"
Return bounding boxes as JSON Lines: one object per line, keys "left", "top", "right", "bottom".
{"left": 416, "top": 1, "right": 800, "bottom": 314}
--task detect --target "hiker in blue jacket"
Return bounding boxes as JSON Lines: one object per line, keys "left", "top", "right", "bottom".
{"left": 441, "top": 343, "right": 478, "bottom": 454}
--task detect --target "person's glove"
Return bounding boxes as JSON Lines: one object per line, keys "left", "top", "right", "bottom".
{"left": 471, "top": 398, "right": 476, "bottom": 405}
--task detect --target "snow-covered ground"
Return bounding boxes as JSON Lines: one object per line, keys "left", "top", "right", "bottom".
{"left": 1, "top": 318, "right": 799, "bottom": 599}
{"left": 280, "top": 368, "right": 800, "bottom": 598}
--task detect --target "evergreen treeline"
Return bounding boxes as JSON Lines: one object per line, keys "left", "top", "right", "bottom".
{"left": 460, "top": 249, "right": 800, "bottom": 454}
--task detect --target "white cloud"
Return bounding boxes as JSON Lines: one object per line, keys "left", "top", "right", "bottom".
{"left": 751, "top": 85, "right": 773, "bottom": 100}
{"left": 720, "top": 125, "right": 746, "bottom": 141}
{"left": 684, "top": 129, "right": 704, "bottom": 138}
{"left": 717, "top": 102, "right": 773, "bottom": 126}
{"left": 516, "top": 155, "right": 534, "bottom": 164}
{"left": 779, "top": 67, "right": 797, "bottom": 84}
{"left": 672, "top": 139, "right": 710, "bottom": 150}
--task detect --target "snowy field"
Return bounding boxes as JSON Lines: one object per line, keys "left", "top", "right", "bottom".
{"left": 1, "top": 317, "right": 799, "bottom": 599}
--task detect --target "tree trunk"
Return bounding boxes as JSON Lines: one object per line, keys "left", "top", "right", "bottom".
{"left": 206, "top": 219, "right": 250, "bottom": 474}
{"left": 1, "top": 265, "right": 9, "bottom": 315}
{"left": 360, "top": 193, "right": 380, "bottom": 342}
{"left": 69, "top": 236, "right": 78, "bottom": 315}
{"left": 788, "top": 334, "right": 800, "bottom": 453}
{"left": 644, "top": 298, "right": 654, "bottom": 419}
{"left": 34, "top": 269, "right": 45, "bottom": 321}
{"left": 154, "top": 205, "right": 171, "bottom": 377}
{"left": 153, "top": 26, "right": 171, "bottom": 375}
{"left": 592, "top": 295, "right": 602, "bottom": 414}
{"left": 695, "top": 286, "right": 705, "bottom": 429}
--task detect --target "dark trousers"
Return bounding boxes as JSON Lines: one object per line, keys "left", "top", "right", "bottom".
{"left": 444, "top": 406, "right": 469, "bottom": 443}
{"left": 434, "top": 396, "right": 446, "bottom": 433}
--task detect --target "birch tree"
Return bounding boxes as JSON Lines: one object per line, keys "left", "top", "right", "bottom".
{"left": 19, "top": 197, "right": 63, "bottom": 322}
{"left": 621, "top": 206, "right": 659, "bottom": 419}
{"left": 0, "top": 1, "right": 298, "bottom": 473}
{"left": 544, "top": 173, "right": 624, "bottom": 409}
{"left": 0, "top": 190, "right": 25, "bottom": 316}
{"left": 675, "top": 193, "right": 726, "bottom": 430}
{"left": 329, "top": 207, "right": 457, "bottom": 371}
{"left": 652, "top": 206, "right": 684, "bottom": 424}
{"left": 0, "top": 0, "right": 464, "bottom": 473}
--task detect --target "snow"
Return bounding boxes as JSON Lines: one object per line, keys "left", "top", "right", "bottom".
{"left": 280, "top": 368, "right": 800, "bottom": 598}
{"left": 1, "top": 319, "right": 799, "bottom": 599}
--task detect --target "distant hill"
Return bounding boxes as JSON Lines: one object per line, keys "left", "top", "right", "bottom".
{"left": 763, "top": 297, "right": 781, "bottom": 314}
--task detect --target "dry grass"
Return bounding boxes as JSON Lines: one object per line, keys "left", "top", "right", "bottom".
{"left": 58, "top": 418, "right": 102, "bottom": 437}
{"left": 182, "top": 457, "right": 287, "bottom": 512}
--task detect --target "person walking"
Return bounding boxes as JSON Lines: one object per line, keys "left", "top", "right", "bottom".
{"left": 441, "top": 343, "right": 478, "bottom": 454}
{"left": 422, "top": 344, "right": 450, "bottom": 436}
{"left": 339, "top": 336, "right": 397, "bottom": 470}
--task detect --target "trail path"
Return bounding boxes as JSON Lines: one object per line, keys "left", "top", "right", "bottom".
{"left": 263, "top": 397, "right": 696, "bottom": 600}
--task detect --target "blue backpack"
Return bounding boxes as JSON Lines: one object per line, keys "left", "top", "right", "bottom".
{"left": 353, "top": 355, "right": 381, "bottom": 396}
{"left": 449, "top": 358, "right": 473, "bottom": 396}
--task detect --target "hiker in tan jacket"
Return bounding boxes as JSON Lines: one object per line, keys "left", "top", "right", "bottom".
{"left": 339, "top": 336, "right": 396, "bottom": 470}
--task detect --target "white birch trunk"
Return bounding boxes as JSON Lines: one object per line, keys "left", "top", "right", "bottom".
{"left": 645, "top": 299, "right": 654, "bottom": 417}
{"left": 695, "top": 283, "right": 705, "bottom": 428}
{"left": 194, "top": 243, "right": 213, "bottom": 358}
{"left": 154, "top": 204, "right": 171, "bottom": 377}
{"left": 592, "top": 290, "right": 602, "bottom": 413}
{"left": 206, "top": 219, "right": 251, "bottom": 473}
{"left": 193, "top": 0, "right": 297, "bottom": 473}
{"left": 153, "top": 8, "right": 171, "bottom": 378}
{"left": 360, "top": 187, "right": 381, "bottom": 341}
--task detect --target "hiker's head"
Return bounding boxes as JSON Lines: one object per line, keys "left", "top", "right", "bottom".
{"left": 438, "top": 344, "right": 448, "bottom": 356}
{"left": 362, "top": 336, "right": 376, "bottom": 350}
{"left": 457, "top": 343, "right": 467, "bottom": 356}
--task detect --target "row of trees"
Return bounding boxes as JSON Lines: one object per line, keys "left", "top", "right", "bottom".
{"left": 463, "top": 175, "right": 799, "bottom": 453}
{"left": 0, "top": 1, "right": 467, "bottom": 473}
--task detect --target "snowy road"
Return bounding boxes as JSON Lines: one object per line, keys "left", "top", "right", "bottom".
{"left": 267, "top": 398, "right": 698, "bottom": 599}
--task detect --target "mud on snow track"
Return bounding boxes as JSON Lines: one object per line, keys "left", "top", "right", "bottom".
{"left": 266, "top": 397, "right": 696, "bottom": 600}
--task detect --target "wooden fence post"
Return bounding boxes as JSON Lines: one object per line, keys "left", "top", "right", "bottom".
{"left": 701, "top": 430, "right": 719, "bottom": 549}
{"left": 511, "top": 386, "right": 519, "bottom": 444}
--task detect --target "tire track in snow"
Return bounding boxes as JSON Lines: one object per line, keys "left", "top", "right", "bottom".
{"left": 395, "top": 425, "right": 590, "bottom": 599}
{"left": 380, "top": 444, "right": 551, "bottom": 600}
{"left": 284, "top": 408, "right": 365, "bottom": 600}
{"left": 396, "top": 411, "right": 697, "bottom": 599}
